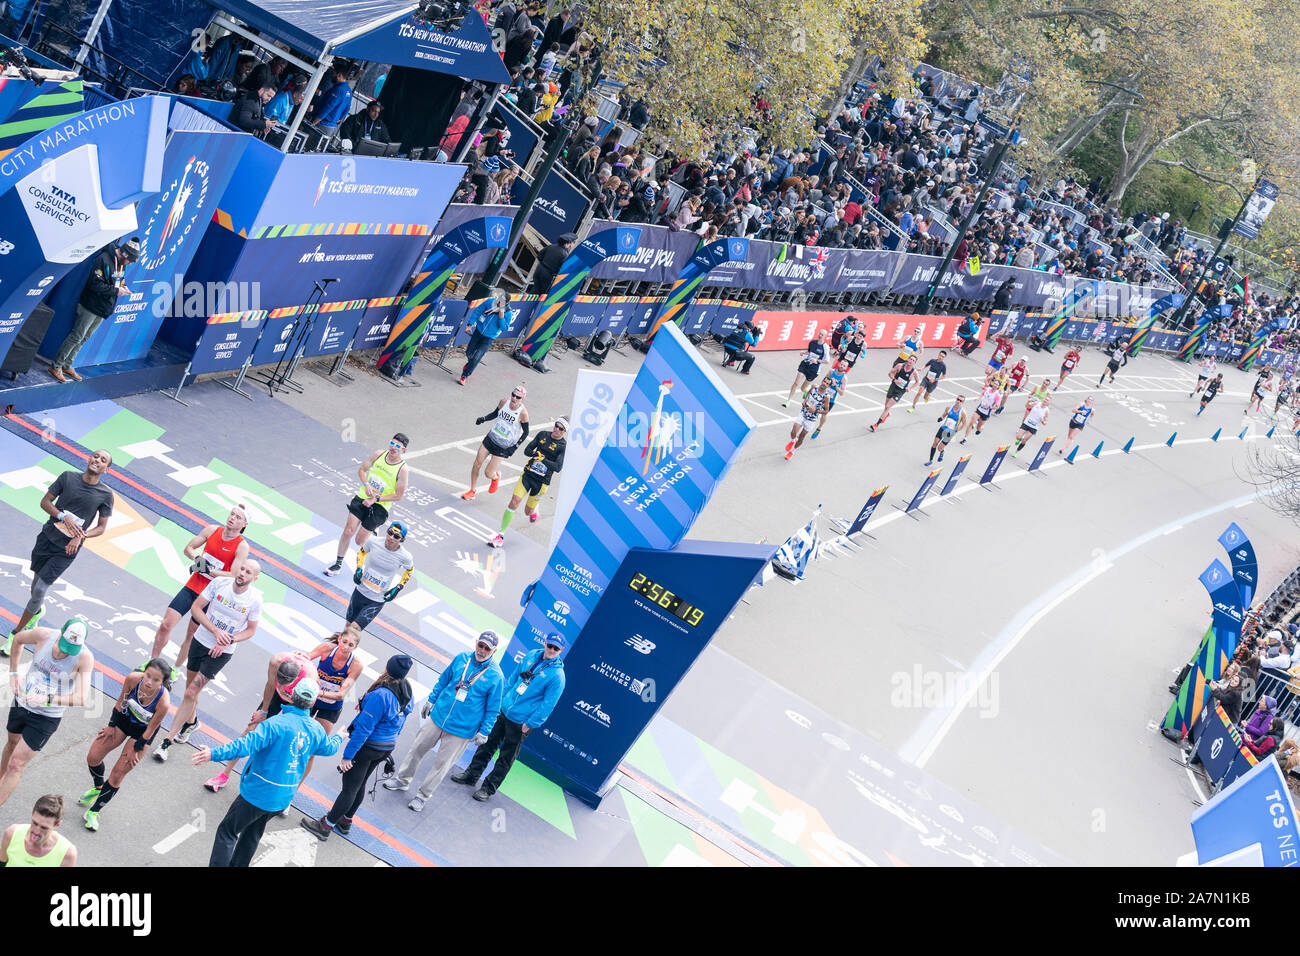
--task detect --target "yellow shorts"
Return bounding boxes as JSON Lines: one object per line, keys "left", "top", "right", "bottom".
{"left": 512, "top": 477, "right": 548, "bottom": 510}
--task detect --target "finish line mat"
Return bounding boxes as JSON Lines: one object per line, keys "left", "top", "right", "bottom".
{"left": 0, "top": 385, "right": 1064, "bottom": 866}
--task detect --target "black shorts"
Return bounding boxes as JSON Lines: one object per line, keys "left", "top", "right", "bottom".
{"left": 1106, "top": 359, "right": 1121, "bottom": 373}
{"left": 186, "top": 640, "right": 232, "bottom": 680}
{"left": 167, "top": 586, "right": 201, "bottom": 617}
{"left": 7, "top": 705, "right": 60, "bottom": 752}
{"left": 797, "top": 361, "right": 819, "bottom": 382}
{"left": 347, "top": 496, "right": 390, "bottom": 534}
{"left": 1202, "top": 391, "right": 1218, "bottom": 404}
{"left": 921, "top": 378, "right": 938, "bottom": 394}
{"left": 1196, "top": 374, "right": 1208, "bottom": 382}
{"left": 1069, "top": 419, "right": 1087, "bottom": 432}
{"left": 1019, "top": 423, "right": 1038, "bottom": 436}
{"left": 108, "top": 706, "right": 149, "bottom": 740}
{"left": 482, "top": 434, "right": 515, "bottom": 458}
{"left": 935, "top": 426, "right": 955, "bottom": 445}
{"left": 346, "top": 588, "right": 386, "bottom": 630}
{"left": 976, "top": 408, "right": 991, "bottom": 421}
{"left": 29, "top": 533, "right": 76, "bottom": 585}
{"left": 886, "top": 384, "right": 907, "bottom": 403}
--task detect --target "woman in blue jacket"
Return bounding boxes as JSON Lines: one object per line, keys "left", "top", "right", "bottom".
{"left": 301, "top": 655, "right": 413, "bottom": 841}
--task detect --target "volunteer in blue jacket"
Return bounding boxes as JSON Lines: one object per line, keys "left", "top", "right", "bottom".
{"left": 384, "top": 630, "right": 504, "bottom": 812}
{"left": 451, "top": 633, "right": 566, "bottom": 802}
{"left": 192, "top": 664, "right": 339, "bottom": 867}
{"left": 301, "top": 655, "right": 414, "bottom": 841}
{"left": 459, "top": 290, "right": 519, "bottom": 385}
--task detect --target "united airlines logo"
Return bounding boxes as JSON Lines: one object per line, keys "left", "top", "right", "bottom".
{"left": 640, "top": 380, "right": 678, "bottom": 475}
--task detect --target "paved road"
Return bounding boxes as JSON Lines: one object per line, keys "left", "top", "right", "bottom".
{"left": 1, "top": 333, "right": 1292, "bottom": 865}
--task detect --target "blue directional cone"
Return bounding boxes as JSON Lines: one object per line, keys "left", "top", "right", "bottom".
{"left": 1267, "top": 426, "right": 1276, "bottom": 438}
{"left": 1065, "top": 445, "right": 1079, "bottom": 464}
{"left": 1091, "top": 441, "right": 1104, "bottom": 458}
{"left": 1238, "top": 427, "right": 1248, "bottom": 440}
{"left": 1122, "top": 437, "right": 1134, "bottom": 453}
{"left": 1211, "top": 428, "right": 1221, "bottom": 442}
{"left": 1166, "top": 432, "right": 1177, "bottom": 447}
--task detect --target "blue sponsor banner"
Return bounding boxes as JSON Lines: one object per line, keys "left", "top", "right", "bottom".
{"left": 419, "top": 298, "right": 468, "bottom": 349}
{"left": 511, "top": 167, "right": 590, "bottom": 243}
{"left": 1194, "top": 703, "right": 1245, "bottom": 786}
{"left": 1218, "top": 523, "right": 1258, "bottom": 610}
{"left": 939, "top": 456, "right": 970, "bottom": 495}
{"left": 73, "top": 131, "right": 249, "bottom": 367}
{"left": 1028, "top": 437, "right": 1054, "bottom": 472}
{"left": 589, "top": 219, "right": 698, "bottom": 285}
{"left": 252, "top": 153, "right": 463, "bottom": 230}
{"left": 301, "top": 303, "right": 368, "bottom": 357}
{"left": 251, "top": 308, "right": 311, "bottom": 366}
{"left": 1190, "top": 733, "right": 1294, "bottom": 868}
{"left": 188, "top": 312, "right": 266, "bottom": 376}
{"left": 333, "top": 8, "right": 512, "bottom": 85}
{"left": 905, "top": 470, "right": 941, "bottom": 513}
{"left": 979, "top": 446, "right": 1009, "bottom": 485}
{"left": 847, "top": 486, "right": 887, "bottom": 536}
{"left": 490, "top": 103, "right": 539, "bottom": 170}
{"left": 707, "top": 301, "right": 757, "bottom": 336}
{"left": 521, "top": 541, "right": 770, "bottom": 805}
{"left": 424, "top": 203, "right": 517, "bottom": 274}
{"left": 561, "top": 297, "right": 607, "bottom": 338}
{"left": 679, "top": 302, "right": 713, "bottom": 336}
{"left": 505, "top": 322, "right": 756, "bottom": 666}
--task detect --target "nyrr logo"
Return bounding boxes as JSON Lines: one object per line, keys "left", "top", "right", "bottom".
{"left": 573, "top": 699, "right": 611, "bottom": 727}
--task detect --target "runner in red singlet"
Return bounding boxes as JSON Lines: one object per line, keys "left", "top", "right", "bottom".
{"left": 148, "top": 506, "right": 250, "bottom": 682}
{"left": 1056, "top": 348, "right": 1081, "bottom": 391}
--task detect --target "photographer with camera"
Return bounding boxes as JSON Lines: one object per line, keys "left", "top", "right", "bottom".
{"left": 722, "top": 320, "right": 759, "bottom": 374}
{"left": 301, "top": 655, "right": 414, "bottom": 841}
{"left": 148, "top": 505, "right": 250, "bottom": 684}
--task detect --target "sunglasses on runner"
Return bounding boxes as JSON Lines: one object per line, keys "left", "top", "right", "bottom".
{"left": 389, "top": 440, "right": 406, "bottom": 450}
{"left": 511, "top": 391, "right": 524, "bottom": 399}
{"left": 387, "top": 528, "right": 404, "bottom": 538}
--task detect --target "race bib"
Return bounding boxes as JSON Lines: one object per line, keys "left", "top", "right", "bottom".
{"left": 527, "top": 459, "right": 548, "bottom": 476}
{"left": 366, "top": 476, "right": 385, "bottom": 495}
{"left": 56, "top": 513, "right": 85, "bottom": 538}
{"left": 491, "top": 421, "right": 512, "bottom": 442}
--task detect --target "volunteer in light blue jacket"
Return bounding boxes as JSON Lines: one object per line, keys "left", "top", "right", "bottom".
{"left": 452, "top": 633, "right": 566, "bottom": 802}
{"left": 459, "top": 291, "right": 518, "bottom": 385}
{"left": 301, "top": 655, "right": 414, "bottom": 842}
{"left": 384, "top": 630, "right": 505, "bottom": 812}
{"left": 194, "top": 667, "right": 340, "bottom": 867}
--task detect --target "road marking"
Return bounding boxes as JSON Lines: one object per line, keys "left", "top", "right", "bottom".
{"left": 152, "top": 809, "right": 206, "bottom": 855}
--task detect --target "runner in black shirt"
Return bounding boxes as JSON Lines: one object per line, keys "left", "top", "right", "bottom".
{"left": 870, "top": 358, "right": 916, "bottom": 432}
{"left": 1197, "top": 373, "right": 1224, "bottom": 417}
{"left": 784, "top": 331, "right": 830, "bottom": 408}
{"left": 909, "top": 351, "right": 949, "bottom": 412}
{"left": 836, "top": 330, "right": 867, "bottom": 372}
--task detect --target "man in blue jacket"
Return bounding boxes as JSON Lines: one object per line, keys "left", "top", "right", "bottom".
{"left": 459, "top": 291, "right": 518, "bottom": 385}
{"left": 384, "top": 630, "right": 504, "bottom": 812}
{"left": 452, "top": 633, "right": 566, "bottom": 802}
{"left": 312, "top": 64, "right": 353, "bottom": 132}
{"left": 193, "top": 668, "right": 340, "bottom": 867}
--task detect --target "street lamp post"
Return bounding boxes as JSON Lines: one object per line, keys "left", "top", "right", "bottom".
{"left": 1168, "top": 174, "right": 1261, "bottom": 330}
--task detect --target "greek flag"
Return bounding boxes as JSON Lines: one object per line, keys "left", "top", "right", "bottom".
{"left": 771, "top": 506, "right": 821, "bottom": 581}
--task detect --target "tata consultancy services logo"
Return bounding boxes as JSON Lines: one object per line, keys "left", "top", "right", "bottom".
{"left": 546, "top": 599, "right": 569, "bottom": 626}
{"left": 141, "top": 154, "right": 211, "bottom": 271}
{"left": 573, "top": 700, "right": 611, "bottom": 728}
{"left": 640, "top": 379, "right": 679, "bottom": 475}
{"left": 314, "top": 163, "right": 331, "bottom": 206}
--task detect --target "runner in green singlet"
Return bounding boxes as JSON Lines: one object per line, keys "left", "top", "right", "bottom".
{"left": 326, "top": 433, "right": 410, "bottom": 576}
{"left": 0, "top": 794, "right": 76, "bottom": 867}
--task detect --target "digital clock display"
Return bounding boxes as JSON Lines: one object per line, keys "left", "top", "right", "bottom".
{"left": 628, "top": 572, "right": 705, "bottom": 627}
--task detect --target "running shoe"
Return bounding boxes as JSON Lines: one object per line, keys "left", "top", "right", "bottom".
{"left": 0, "top": 633, "right": 10, "bottom": 657}
{"left": 959, "top": 438, "right": 968, "bottom": 445}
{"left": 83, "top": 810, "right": 99, "bottom": 832}
{"left": 907, "top": 407, "right": 915, "bottom": 414}
{"left": 457, "top": 377, "right": 466, "bottom": 385}
{"left": 782, "top": 400, "right": 790, "bottom": 408}
{"left": 488, "top": 474, "right": 500, "bottom": 495}
{"left": 382, "top": 778, "right": 408, "bottom": 792}
{"left": 488, "top": 534, "right": 505, "bottom": 549}
{"left": 408, "top": 796, "right": 427, "bottom": 812}
{"left": 868, "top": 424, "right": 877, "bottom": 432}
{"left": 784, "top": 451, "right": 793, "bottom": 461}
{"left": 528, "top": 512, "right": 539, "bottom": 523}
{"left": 460, "top": 489, "right": 477, "bottom": 500}
{"left": 938, "top": 453, "right": 945, "bottom": 462}
{"left": 784, "top": 440, "right": 795, "bottom": 453}
{"left": 811, "top": 429, "right": 821, "bottom": 440}
{"left": 204, "top": 772, "right": 229, "bottom": 793}
{"left": 169, "top": 666, "right": 181, "bottom": 685}
{"left": 153, "top": 745, "right": 170, "bottom": 763}
{"left": 324, "top": 558, "right": 344, "bottom": 576}
{"left": 175, "top": 719, "right": 199, "bottom": 744}
{"left": 78, "top": 787, "right": 101, "bottom": 807}
{"left": 923, "top": 459, "right": 932, "bottom": 465}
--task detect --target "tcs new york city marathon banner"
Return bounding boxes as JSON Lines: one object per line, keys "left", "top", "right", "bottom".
{"left": 0, "top": 95, "right": 168, "bottom": 367}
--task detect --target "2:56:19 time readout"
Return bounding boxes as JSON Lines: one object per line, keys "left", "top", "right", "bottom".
{"left": 628, "top": 572, "right": 704, "bottom": 627}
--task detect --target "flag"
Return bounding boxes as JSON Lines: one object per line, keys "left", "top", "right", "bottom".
{"left": 1243, "top": 275, "right": 1250, "bottom": 308}
{"left": 968, "top": 255, "right": 981, "bottom": 275}
{"left": 771, "top": 506, "right": 821, "bottom": 581}
{"left": 777, "top": 243, "right": 788, "bottom": 263}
